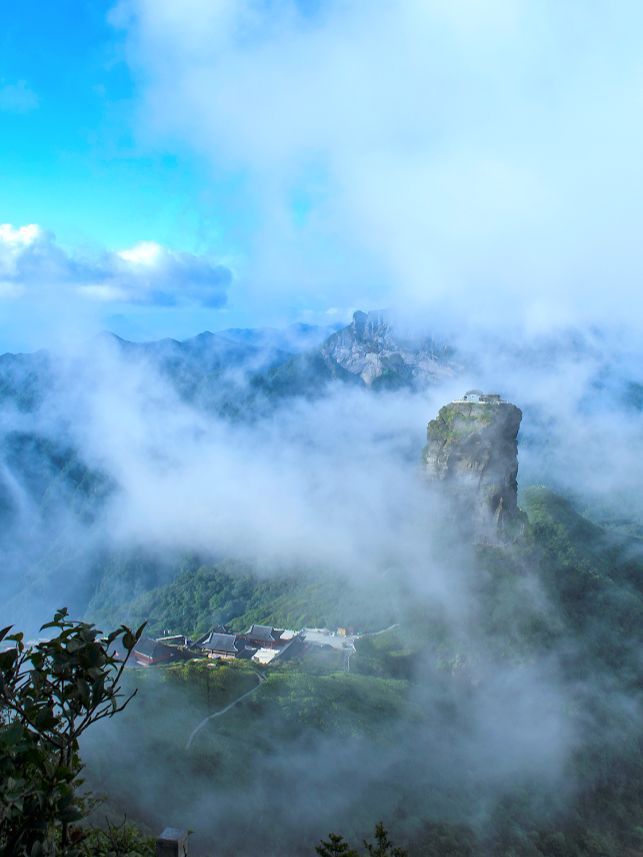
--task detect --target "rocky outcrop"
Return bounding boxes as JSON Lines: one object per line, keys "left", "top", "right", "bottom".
{"left": 423, "top": 394, "right": 523, "bottom": 542}
{"left": 320, "top": 310, "right": 456, "bottom": 389}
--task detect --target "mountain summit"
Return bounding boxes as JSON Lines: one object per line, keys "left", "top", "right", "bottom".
{"left": 318, "top": 310, "right": 456, "bottom": 389}
{"left": 423, "top": 391, "right": 524, "bottom": 543}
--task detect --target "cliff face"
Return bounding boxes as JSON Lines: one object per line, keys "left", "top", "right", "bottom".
{"left": 423, "top": 397, "right": 523, "bottom": 542}
{"left": 319, "top": 310, "right": 456, "bottom": 389}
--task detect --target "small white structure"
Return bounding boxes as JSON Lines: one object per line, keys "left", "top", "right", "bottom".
{"left": 156, "top": 828, "right": 188, "bottom": 857}
{"left": 252, "top": 647, "right": 280, "bottom": 665}
{"left": 461, "top": 390, "right": 503, "bottom": 404}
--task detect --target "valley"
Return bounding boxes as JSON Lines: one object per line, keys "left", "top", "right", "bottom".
{"left": 3, "top": 8, "right": 642, "bottom": 853}
{"left": 1, "top": 321, "right": 641, "bottom": 856}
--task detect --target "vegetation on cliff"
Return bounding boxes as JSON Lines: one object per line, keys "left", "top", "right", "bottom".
{"left": 423, "top": 398, "right": 524, "bottom": 542}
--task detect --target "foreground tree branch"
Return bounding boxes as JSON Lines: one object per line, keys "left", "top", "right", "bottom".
{"left": 0, "top": 608, "right": 145, "bottom": 855}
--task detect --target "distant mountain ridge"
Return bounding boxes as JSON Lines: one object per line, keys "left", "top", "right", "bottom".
{"left": 3, "top": 314, "right": 642, "bottom": 417}
{"left": 321, "top": 310, "right": 457, "bottom": 388}
{"left": 248, "top": 310, "right": 458, "bottom": 398}
{"left": 0, "top": 312, "right": 458, "bottom": 415}
{"left": 0, "top": 311, "right": 461, "bottom": 627}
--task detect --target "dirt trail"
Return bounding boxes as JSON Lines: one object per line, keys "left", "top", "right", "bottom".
{"left": 187, "top": 624, "right": 399, "bottom": 742}
{"left": 360, "top": 622, "right": 399, "bottom": 638}
{"left": 185, "top": 670, "right": 265, "bottom": 751}
{"left": 345, "top": 623, "right": 399, "bottom": 672}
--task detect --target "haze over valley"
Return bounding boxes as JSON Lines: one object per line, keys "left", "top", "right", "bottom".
{"left": 1, "top": 3, "right": 642, "bottom": 856}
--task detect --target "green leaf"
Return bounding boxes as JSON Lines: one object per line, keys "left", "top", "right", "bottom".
{"left": 91, "top": 675, "right": 106, "bottom": 706}
{"left": 34, "top": 706, "right": 58, "bottom": 731}
{"left": 76, "top": 677, "right": 91, "bottom": 707}
{"left": 67, "top": 637, "right": 86, "bottom": 653}
{"left": 0, "top": 722, "right": 26, "bottom": 748}
{"left": 0, "top": 648, "right": 17, "bottom": 670}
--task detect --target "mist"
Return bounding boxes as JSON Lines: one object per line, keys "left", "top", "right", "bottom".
{"left": 2, "top": 1, "right": 642, "bottom": 853}
{"left": 113, "top": 0, "right": 643, "bottom": 334}
{"left": 1, "top": 318, "right": 640, "bottom": 853}
{"left": 3, "top": 318, "right": 642, "bottom": 626}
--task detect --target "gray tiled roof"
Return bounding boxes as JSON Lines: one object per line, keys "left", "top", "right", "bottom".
{"left": 133, "top": 637, "right": 173, "bottom": 660}
{"left": 245, "top": 624, "right": 282, "bottom": 643}
{"left": 200, "top": 632, "right": 242, "bottom": 654}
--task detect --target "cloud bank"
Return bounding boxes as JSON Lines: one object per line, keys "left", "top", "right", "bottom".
{"left": 0, "top": 223, "right": 232, "bottom": 307}
{"left": 1, "top": 305, "right": 639, "bottom": 853}
{"left": 114, "top": 0, "right": 643, "bottom": 331}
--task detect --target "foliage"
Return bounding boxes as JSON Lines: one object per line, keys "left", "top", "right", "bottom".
{"left": 56, "top": 488, "right": 643, "bottom": 856}
{"left": 250, "top": 349, "right": 358, "bottom": 400}
{"left": 75, "top": 817, "right": 155, "bottom": 856}
{"left": 521, "top": 486, "right": 643, "bottom": 669}
{"left": 363, "top": 822, "right": 408, "bottom": 856}
{"left": 1, "top": 430, "right": 113, "bottom": 527}
{"left": 351, "top": 629, "right": 415, "bottom": 680}
{"left": 316, "top": 832, "right": 359, "bottom": 857}
{"left": 426, "top": 402, "right": 494, "bottom": 448}
{"left": 0, "top": 609, "right": 144, "bottom": 856}
{"left": 140, "top": 657, "right": 261, "bottom": 719}
{"left": 414, "top": 820, "right": 474, "bottom": 856}
{"left": 92, "top": 558, "right": 396, "bottom": 639}
{"left": 316, "top": 823, "right": 407, "bottom": 857}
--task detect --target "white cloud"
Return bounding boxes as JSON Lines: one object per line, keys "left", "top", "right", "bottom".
{"left": 117, "top": 241, "right": 164, "bottom": 265}
{"left": 0, "top": 224, "right": 43, "bottom": 246}
{"left": 0, "top": 223, "right": 232, "bottom": 307}
{"left": 113, "top": 0, "right": 643, "bottom": 332}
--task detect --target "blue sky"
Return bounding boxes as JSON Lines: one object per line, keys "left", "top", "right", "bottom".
{"left": 1, "top": 1, "right": 209, "bottom": 250}
{"left": 0, "top": 0, "right": 260, "bottom": 348}
{"left": 2, "top": 1, "right": 643, "bottom": 351}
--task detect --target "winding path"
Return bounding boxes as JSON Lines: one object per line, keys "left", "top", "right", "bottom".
{"left": 360, "top": 622, "right": 399, "bottom": 639}
{"left": 344, "top": 623, "right": 399, "bottom": 672}
{"left": 186, "top": 624, "right": 399, "bottom": 744}
{"left": 185, "top": 670, "right": 265, "bottom": 751}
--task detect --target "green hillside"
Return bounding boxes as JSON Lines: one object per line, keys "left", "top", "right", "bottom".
{"left": 89, "top": 558, "right": 398, "bottom": 637}
{"left": 81, "top": 488, "right": 643, "bottom": 856}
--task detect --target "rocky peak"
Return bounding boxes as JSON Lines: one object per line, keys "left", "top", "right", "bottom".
{"left": 423, "top": 392, "right": 523, "bottom": 543}
{"left": 350, "top": 310, "right": 393, "bottom": 343}
{"left": 320, "top": 310, "right": 456, "bottom": 389}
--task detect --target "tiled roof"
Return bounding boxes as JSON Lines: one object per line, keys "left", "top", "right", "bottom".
{"left": 133, "top": 637, "right": 172, "bottom": 660}
{"left": 200, "top": 632, "right": 242, "bottom": 654}
{"left": 245, "top": 624, "right": 282, "bottom": 643}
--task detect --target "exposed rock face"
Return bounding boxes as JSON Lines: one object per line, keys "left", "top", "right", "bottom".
{"left": 423, "top": 394, "right": 523, "bottom": 542}
{"left": 319, "top": 310, "right": 456, "bottom": 388}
